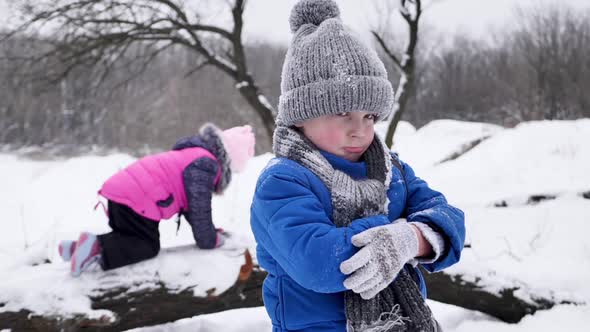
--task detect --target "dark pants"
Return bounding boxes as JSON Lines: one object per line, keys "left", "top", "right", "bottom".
{"left": 98, "top": 200, "right": 160, "bottom": 270}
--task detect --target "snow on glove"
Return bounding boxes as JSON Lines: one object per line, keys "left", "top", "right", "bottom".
{"left": 340, "top": 219, "right": 419, "bottom": 300}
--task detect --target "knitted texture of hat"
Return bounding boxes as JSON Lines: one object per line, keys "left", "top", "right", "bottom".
{"left": 277, "top": 0, "right": 394, "bottom": 126}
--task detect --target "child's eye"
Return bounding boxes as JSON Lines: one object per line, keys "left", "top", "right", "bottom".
{"left": 336, "top": 112, "right": 349, "bottom": 117}
{"left": 365, "top": 114, "right": 377, "bottom": 120}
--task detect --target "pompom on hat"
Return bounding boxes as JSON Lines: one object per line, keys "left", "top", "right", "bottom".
{"left": 220, "top": 125, "right": 255, "bottom": 173}
{"left": 276, "top": 0, "right": 395, "bottom": 126}
{"left": 288, "top": 0, "right": 340, "bottom": 33}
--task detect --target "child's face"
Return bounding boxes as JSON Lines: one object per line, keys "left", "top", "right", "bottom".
{"left": 296, "top": 111, "right": 377, "bottom": 162}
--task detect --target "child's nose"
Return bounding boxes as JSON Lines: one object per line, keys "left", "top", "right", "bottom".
{"left": 349, "top": 119, "right": 366, "bottom": 137}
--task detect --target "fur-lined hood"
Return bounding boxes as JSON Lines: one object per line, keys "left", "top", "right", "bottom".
{"left": 172, "top": 123, "right": 232, "bottom": 194}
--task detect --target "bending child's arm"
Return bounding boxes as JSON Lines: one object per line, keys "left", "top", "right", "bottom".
{"left": 400, "top": 158, "right": 466, "bottom": 272}
{"left": 251, "top": 171, "right": 390, "bottom": 294}
{"left": 183, "top": 157, "right": 220, "bottom": 249}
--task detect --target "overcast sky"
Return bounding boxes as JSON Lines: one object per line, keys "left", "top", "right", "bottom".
{"left": 240, "top": 0, "right": 590, "bottom": 44}
{"left": 1, "top": 0, "right": 589, "bottom": 45}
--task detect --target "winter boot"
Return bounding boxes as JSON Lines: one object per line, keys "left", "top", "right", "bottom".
{"left": 70, "top": 232, "right": 102, "bottom": 277}
{"left": 58, "top": 240, "right": 77, "bottom": 262}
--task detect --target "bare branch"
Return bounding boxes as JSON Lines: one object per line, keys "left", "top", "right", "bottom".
{"left": 183, "top": 59, "right": 210, "bottom": 78}
{"left": 3, "top": 0, "right": 276, "bottom": 146}
{"left": 372, "top": 0, "right": 423, "bottom": 147}
{"left": 111, "top": 41, "right": 175, "bottom": 91}
{"left": 371, "top": 31, "right": 402, "bottom": 72}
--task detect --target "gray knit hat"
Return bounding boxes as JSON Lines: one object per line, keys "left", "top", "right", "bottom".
{"left": 276, "top": 0, "right": 394, "bottom": 126}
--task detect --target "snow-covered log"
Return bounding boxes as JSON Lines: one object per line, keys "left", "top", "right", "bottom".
{"left": 1, "top": 263, "right": 576, "bottom": 331}
{"left": 420, "top": 269, "right": 577, "bottom": 323}
{"left": 0, "top": 249, "right": 264, "bottom": 331}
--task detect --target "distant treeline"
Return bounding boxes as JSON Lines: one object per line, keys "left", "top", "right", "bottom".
{"left": 1, "top": 5, "right": 588, "bottom": 154}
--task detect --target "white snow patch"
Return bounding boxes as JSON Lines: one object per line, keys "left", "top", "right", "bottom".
{"left": 1, "top": 119, "right": 589, "bottom": 331}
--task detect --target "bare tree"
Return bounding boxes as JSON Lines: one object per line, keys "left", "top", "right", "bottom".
{"left": 511, "top": 4, "right": 589, "bottom": 120}
{"left": 371, "top": 0, "right": 424, "bottom": 148}
{"left": 400, "top": 3, "right": 590, "bottom": 129}
{"left": 0, "top": 34, "right": 284, "bottom": 154}
{"left": 3, "top": 0, "right": 276, "bottom": 144}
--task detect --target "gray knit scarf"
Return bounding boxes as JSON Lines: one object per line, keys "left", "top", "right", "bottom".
{"left": 273, "top": 126, "right": 437, "bottom": 332}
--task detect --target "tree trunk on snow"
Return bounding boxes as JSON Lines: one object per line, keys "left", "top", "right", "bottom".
{"left": 0, "top": 250, "right": 261, "bottom": 332}
{"left": 1, "top": 257, "right": 576, "bottom": 331}
{"left": 372, "top": 0, "right": 421, "bottom": 148}
{"left": 420, "top": 269, "right": 572, "bottom": 323}
{"left": 236, "top": 80, "right": 276, "bottom": 143}
{"left": 0, "top": 271, "right": 266, "bottom": 332}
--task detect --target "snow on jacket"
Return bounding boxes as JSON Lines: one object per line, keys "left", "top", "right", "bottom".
{"left": 250, "top": 151, "right": 465, "bottom": 331}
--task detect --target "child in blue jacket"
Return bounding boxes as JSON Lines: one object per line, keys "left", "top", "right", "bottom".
{"left": 250, "top": 1, "right": 465, "bottom": 331}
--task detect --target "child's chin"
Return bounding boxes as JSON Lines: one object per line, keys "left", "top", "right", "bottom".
{"left": 342, "top": 153, "right": 362, "bottom": 162}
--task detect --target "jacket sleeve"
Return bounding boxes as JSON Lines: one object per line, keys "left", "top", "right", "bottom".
{"left": 182, "top": 157, "right": 218, "bottom": 249}
{"left": 400, "top": 158, "right": 466, "bottom": 272}
{"left": 251, "top": 171, "right": 391, "bottom": 293}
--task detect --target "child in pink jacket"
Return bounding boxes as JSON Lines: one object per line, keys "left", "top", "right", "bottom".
{"left": 58, "top": 123, "right": 255, "bottom": 277}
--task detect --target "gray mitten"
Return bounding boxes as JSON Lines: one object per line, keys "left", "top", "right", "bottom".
{"left": 340, "top": 219, "right": 419, "bottom": 299}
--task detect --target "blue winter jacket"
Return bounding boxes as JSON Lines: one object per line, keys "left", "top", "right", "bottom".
{"left": 250, "top": 151, "right": 465, "bottom": 331}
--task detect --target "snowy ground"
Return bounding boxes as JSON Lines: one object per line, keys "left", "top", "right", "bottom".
{"left": 1, "top": 119, "right": 589, "bottom": 331}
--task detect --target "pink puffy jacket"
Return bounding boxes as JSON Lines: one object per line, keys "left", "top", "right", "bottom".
{"left": 99, "top": 147, "right": 221, "bottom": 221}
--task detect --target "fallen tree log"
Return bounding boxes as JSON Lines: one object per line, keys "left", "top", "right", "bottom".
{"left": 420, "top": 268, "right": 576, "bottom": 323}
{"left": 0, "top": 250, "right": 264, "bottom": 332}
{"left": 0, "top": 251, "right": 578, "bottom": 331}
